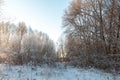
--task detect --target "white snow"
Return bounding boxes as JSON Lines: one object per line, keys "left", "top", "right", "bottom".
{"left": 0, "top": 64, "right": 120, "bottom": 80}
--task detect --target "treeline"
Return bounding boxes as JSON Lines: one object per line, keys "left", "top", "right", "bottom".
{"left": 0, "top": 22, "right": 56, "bottom": 65}
{"left": 62, "top": 0, "right": 120, "bottom": 72}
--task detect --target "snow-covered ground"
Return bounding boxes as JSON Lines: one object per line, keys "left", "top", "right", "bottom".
{"left": 0, "top": 64, "right": 120, "bottom": 80}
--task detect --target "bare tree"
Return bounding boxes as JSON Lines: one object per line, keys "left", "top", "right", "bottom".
{"left": 63, "top": 0, "right": 120, "bottom": 71}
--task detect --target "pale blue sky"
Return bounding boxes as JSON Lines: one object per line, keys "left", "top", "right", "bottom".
{"left": 3, "top": 0, "right": 71, "bottom": 42}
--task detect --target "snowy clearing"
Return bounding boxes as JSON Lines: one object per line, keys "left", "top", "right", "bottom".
{"left": 0, "top": 64, "right": 120, "bottom": 80}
